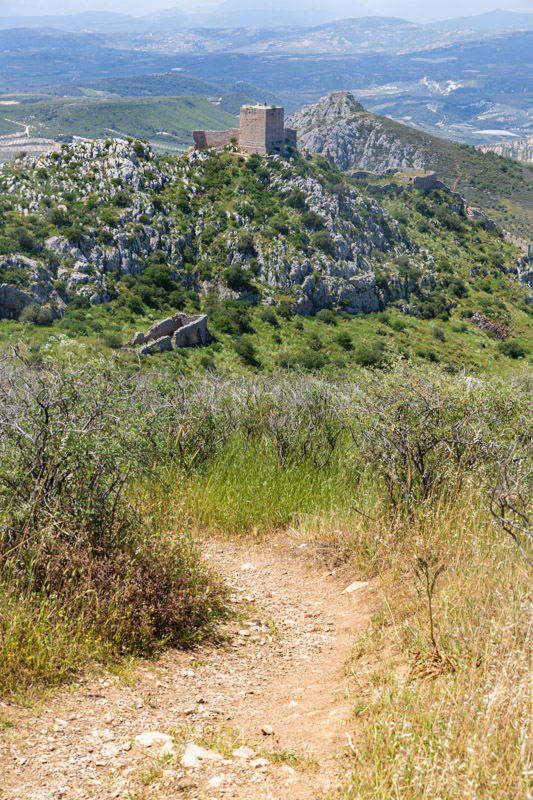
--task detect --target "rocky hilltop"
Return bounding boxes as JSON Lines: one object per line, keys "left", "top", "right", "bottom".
{"left": 288, "top": 92, "right": 430, "bottom": 173}
{"left": 288, "top": 92, "right": 533, "bottom": 238}
{"left": 0, "top": 138, "right": 419, "bottom": 318}
{"left": 288, "top": 92, "right": 428, "bottom": 173}
{"left": 0, "top": 135, "right": 526, "bottom": 325}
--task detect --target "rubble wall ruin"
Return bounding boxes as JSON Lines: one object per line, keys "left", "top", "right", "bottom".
{"left": 192, "top": 129, "right": 239, "bottom": 150}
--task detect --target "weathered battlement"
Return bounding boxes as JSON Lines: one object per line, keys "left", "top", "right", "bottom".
{"left": 193, "top": 104, "right": 296, "bottom": 156}
{"left": 192, "top": 128, "right": 240, "bottom": 150}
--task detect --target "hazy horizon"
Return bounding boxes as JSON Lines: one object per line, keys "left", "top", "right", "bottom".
{"left": 0, "top": 0, "right": 532, "bottom": 25}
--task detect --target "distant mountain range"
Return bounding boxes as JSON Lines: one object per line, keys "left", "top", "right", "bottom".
{"left": 0, "top": 2, "right": 371, "bottom": 32}
{"left": 433, "top": 10, "right": 533, "bottom": 31}
{"left": 0, "top": 8, "right": 532, "bottom": 155}
{"left": 2, "top": 6, "right": 533, "bottom": 34}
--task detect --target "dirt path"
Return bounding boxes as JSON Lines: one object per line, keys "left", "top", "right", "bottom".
{"left": 4, "top": 119, "right": 30, "bottom": 137}
{"left": 0, "top": 537, "right": 376, "bottom": 800}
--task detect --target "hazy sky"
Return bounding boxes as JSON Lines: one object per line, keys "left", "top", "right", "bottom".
{"left": 0, "top": 0, "right": 532, "bottom": 24}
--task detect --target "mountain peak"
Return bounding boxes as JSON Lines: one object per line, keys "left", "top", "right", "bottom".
{"left": 289, "top": 92, "right": 365, "bottom": 134}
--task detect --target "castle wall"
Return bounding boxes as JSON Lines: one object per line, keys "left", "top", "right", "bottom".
{"left": 284, "top": 127, "right": 297, "bottom": 148}
{"left": 193, "top": 129, "right": 239, "bottom": 150}
{"left": 265, "top": 107, "right": 285, "bottom": 151}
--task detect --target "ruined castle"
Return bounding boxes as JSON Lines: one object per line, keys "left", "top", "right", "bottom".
{"left": 193, "top": 104, "right": 297, "bottom": 155}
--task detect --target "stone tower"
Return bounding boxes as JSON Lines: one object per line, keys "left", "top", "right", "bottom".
{"left": 193, "top": 104, "right": 296, "bottom": 155}
{"left": 239, "top": 105, "right": 286, "bottom": 155}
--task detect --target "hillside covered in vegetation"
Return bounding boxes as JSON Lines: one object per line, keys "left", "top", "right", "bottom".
{"left": 290, "top": 92, "right": 533, "bottom": 239}
{"left": 2, "top": 136, "right": 533, "bottom": 373}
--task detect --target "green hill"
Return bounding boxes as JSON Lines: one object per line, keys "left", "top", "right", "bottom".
{"left": 48, "top": 73, "right": 275, "bottom": 116}
{"left": 0, "top": 95, "right": 238, "bottom": 153}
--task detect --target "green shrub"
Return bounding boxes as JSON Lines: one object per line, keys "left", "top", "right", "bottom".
{"left": 286, "top": 189, "right": 305, "bottom": 209}
{"left": 104, "top": 333, "right": 122, "bottom": 349}
{"left": 234, "top": 336, "right": 260, "bottom": 366}
{"left": 224, "top": 265, "right": 255, "bottom": 293}
{"left": 235, "top": 231, "right": 256, "bottom": 257}
{"left": 51, "top": 207, "right": 72, "bottom": 227}
{"left": 0, "top": 358, "right": 226, "bottom": 694}
{"left": 354, "top": 341, "right": 385, "bottom": 367}
{"left": 97, "top": 229, "right": 114, "bottom": 245}
{"left": 19, "top": 304, "right": 53, "bottom": 326}
{"left": 207, "top": 298, "right": 254, "bottom": 335}
{"left": 316, "top": 308, "right": 337, "bottom": 325}
{"left": 498, "top": 340, "right": 526, "bottom": 359}
{"left": 277, "top": 349, "right": 326, "bottom": 370}
{"left": 301, "top": 211, "right": 326, "bottom": 230}
{"left": 113, "top": 191, "right": 130, "bottom": 208}
{"left": 127, "top": 294, "right": 144, "bottom": 314}
{"left": 258, "top": 307, "right": 280, "bottom": 327}
{"left": 389, "top": 316, "right": 407, "bottom": 332}
{"left": 336, "top": 331, "right": 353, "bottom": 350}
{"left": 70, "top": 294, "right": 91, "bottom": 310}
{"left": 53, "top": 280, "right": 67, "bottom": 294}
{"left": 310, "top": 231, "right": 336, "bottom": 257}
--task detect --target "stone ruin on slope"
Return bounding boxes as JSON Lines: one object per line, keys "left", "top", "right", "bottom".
{"left": 193, "top": 104, "right": 297, "bottom": 156}
{"left": 132, "top": 312, "right": 212, "bottom": 355}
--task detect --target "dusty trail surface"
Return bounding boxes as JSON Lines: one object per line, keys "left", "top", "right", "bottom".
{"left": 1, "top": 538, "right": 375, "bottom": 800}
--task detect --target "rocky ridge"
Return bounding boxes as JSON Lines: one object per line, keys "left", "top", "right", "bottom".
{"left": 479, "top": 135, "right": 533, "bottom": 165}
{"left": 288, "top": 92, "right": 430, "bottom": 173}
{"left": 0, "top": 137, "right": 428, "bottom": 317}
{"left": 0, "top": 133, "right": 523, "bottom": 323}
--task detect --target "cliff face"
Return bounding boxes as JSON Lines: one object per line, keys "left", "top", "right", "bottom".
{"left": 479, "top": 136, "right": 533, "bottom": 165}
{"left": 288, "top": 92, "right": 429, "bottom": 173}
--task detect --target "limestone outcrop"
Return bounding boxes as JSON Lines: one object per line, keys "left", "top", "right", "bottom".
{"left": 0, "top": 255, "right": 65, "bottom": 319}
{"left": 288, "top": 92, "right": 427, "bottom": 173}
{"left": 0, "top": 284, "right": 39, "bottom": 320}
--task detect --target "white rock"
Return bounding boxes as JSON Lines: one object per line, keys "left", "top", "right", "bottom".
{"left": 232, "top": 746, "right": 255, "bottom": 760}
{"left": 159, "top": 740, "right": 175, "bottom": 758}
{"left": 342, "top": 580, "right": 370, "bottom": 594}
{"left": 281, "top": 764, "right": 296, "bottom": 776}
{"left": 134, "top": 731, "right": 172, "bottom": 748}
{"left": 208, "top": 775, "right": 224, "bottom": 788}
{"left": 251, "top": 757, "right": 270, "bottom": 768}
{"left": 261, "top": 724, "right": 274, "bottom": 735}
{"left": 180, "top": 742, "right": 223, "bottom": 768}
{"left": 241, "top": 562, "right": 255, "bottom": 571}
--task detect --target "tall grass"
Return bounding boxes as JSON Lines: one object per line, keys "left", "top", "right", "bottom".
{"left": 0, "top": 353, "right": 228, "bottom": 697}
{"left": 1, "top": 351, "right": 533, "bottom": 797}
{"left": 342, "top": 490, "right": 533, "bottom": 800}
{"left": 148, "top": 364, "right": 532, "bottom": 800}
{"left": 179, "top": 432, "right": 533, "bottom": 798}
